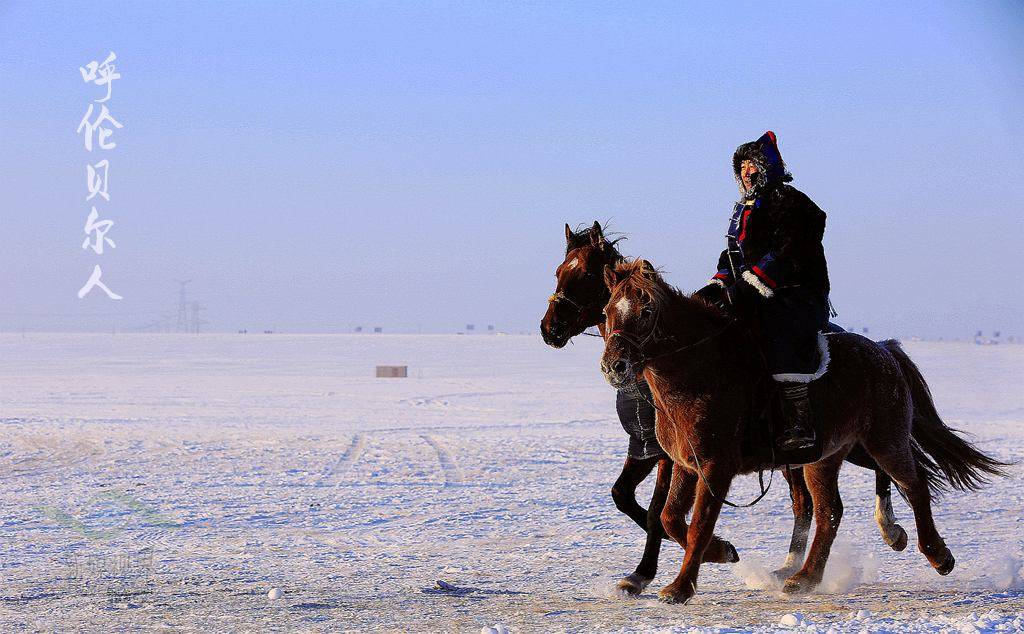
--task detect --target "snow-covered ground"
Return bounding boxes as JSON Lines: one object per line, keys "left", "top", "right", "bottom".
{"left": 0, "top": 333, "right": 1021, "bottom": 632}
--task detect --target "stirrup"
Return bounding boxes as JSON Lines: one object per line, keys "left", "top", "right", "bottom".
{"left": 778, "top": 428, "right": 815, "bottom": 451}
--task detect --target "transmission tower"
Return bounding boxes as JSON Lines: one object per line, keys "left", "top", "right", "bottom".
{"left": 190, "top": 301, "right": 208, "bottom": 333}
{"left": 175, "top": 279, "right": 192, "bottom": 333}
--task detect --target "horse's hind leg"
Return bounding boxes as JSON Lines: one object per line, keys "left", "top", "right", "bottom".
{"left": 774, "top": 467, "right": 813, "bottom": 580}
{"left": 867, "top": 445, "right": 954, "bottom": 575}
{"left": 612, "top": 456, "right": 659, "bottom": 531}
{"left": 846, "top": 444, "right": 908, "bottom": 552}
{"left": 783, "top": 451, "right": 846, "bottom": 594}
{"left": 873, "top": 471, "right": 908, "bottom": 551}
{"left": 617, "top": 458, "right": 672, "bottom": 595}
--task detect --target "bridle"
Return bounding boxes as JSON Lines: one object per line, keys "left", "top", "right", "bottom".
{"left": 547, "top": 269, "right": 610, "bottom": 338}
{"left": 547, "top": 291, "right": 597, "bottom": 314}
{"left": 608, "top": 304, "right": 734, "bottom": 365}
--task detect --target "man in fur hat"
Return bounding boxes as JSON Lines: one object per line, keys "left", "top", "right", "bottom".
{"left": 696, "top": 131, "right": 830, "bottom": 451}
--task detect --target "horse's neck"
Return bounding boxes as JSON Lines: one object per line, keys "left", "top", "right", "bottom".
{"left": 591, "top": 286, "right": 613, "bottom": 337}
{"left": 644, "top": 305, "right": 755, "bottom": 415}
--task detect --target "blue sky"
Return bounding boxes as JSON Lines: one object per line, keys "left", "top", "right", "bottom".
{"left": 1, "top": 1, "right": 1021, "bottom": 337}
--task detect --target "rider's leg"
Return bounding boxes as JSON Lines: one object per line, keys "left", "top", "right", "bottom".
{"left": 759, "top": 288, "right": 829, "bottom": 451}
{"left": 612, "top": 382, "right": 668, "bottom": 527}
{"left": 778, "top": 382, "right": 815, "bottom": 450}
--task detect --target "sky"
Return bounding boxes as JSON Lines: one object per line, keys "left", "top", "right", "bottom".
{"left": 1, "top": 1, "right": 1022, "bottom": 338}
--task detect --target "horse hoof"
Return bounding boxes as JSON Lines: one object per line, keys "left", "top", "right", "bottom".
{"left": 703, "top": 540, "right": 740, "bottom": 564}
{"left": 889, "top": 525, "right": 908, "bottom": 552}
{"left": 782, "top": 574, "right": 818, "bottom": 594}
{"left": 934, "top": 548, "right": 955, "bottom": 576}
{"left": 657, "top": 585, "right": 692, "bottom": 605}
{"left": 616, "top": 573, "right": 652, "bottom": 596}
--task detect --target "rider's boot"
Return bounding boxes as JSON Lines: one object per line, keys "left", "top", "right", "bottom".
{"left": 777, "top": 382, "right": 816, "bottom": 451}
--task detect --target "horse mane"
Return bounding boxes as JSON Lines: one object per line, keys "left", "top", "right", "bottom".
{"left": 613, "top": 259, "right": 675, "bottom": 304}
{"left": 566, "top": 221, "right": 626, "bottom": 261}
{"left": 612, "top": 259, "right": 721, "bottom": 319}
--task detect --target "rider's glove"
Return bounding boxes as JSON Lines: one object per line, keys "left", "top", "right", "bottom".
{"left": 694, "top": 282, "right": 732, "bottom": 314}
{"left": 725, "top": 280, "right": 754, "bottom": 311}
{"left": 694, "top": 282, "right": 725, "bottom": 304}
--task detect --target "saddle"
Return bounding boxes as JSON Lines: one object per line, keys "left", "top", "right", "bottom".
{"left": 738, "top": 324, "right": 842, "bottom": 468}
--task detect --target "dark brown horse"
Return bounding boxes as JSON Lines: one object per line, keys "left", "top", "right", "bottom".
{"left": 600, "top": 259, "right": 1007, "bottom": 603}
{"left": 541, "top": 223, "right": 907, "bottom": 593}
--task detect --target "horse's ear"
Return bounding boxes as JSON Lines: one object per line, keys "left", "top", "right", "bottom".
{"left": 640, "top": 259, "right": 656, "bottom": 274}
{"left": 589, "top": 221, "right": 604, "bottom": 249}
{"left": 603, "top": 264, "right": 619, "bottom": 290}
{"left": 564, "top": 223, "right": 573, "bottom": 244}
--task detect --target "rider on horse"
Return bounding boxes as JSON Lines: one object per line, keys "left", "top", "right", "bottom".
{"left": 696, "top": 131, "right": 830, "bottom": 452}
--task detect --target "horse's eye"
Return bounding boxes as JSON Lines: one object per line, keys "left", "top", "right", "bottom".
{"left": 640, "top": 307, "right": 653, "bottom": 319}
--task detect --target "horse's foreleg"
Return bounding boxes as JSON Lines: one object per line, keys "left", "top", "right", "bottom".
{"left": 617, "top": 457, "right": 672, "bottom": 595}
{"left": 657, "top": 467, "right": 738, "bottom": 564}
{"left": 873, "top": 471, "right": 908, "bottom": 551}
{"left": 774, "top": 467, "right": 813, "bottom": 579}
{"left": 783, "top": 452, "right": 845, "bottom": 594}
{"left": 658, "top": 463, "right": 731, "bottom": 604}
{"left": 611, "top": 456, "right": 659, "bottom": 531}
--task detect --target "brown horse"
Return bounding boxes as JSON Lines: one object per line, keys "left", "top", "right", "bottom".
{"left": 541, "top": 223, "right": 908, "bottom": 593}
{"left": 600, "top": 259, "right": 1007, "bottom": 603}
{"left": 542, "top": 223, "right": 738, "bottom": 595}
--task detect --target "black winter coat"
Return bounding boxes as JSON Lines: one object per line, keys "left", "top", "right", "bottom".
{"left": 710, "top": 132, "right": 830, "bottom": 299}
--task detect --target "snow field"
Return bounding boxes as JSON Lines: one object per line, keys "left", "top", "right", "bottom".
{"left": 0, "top": 334, "right": 1020, "bottom": 632}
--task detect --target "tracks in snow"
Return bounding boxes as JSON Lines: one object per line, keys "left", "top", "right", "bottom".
{"left": 318, "top": 433, "right": 367, "bottom": 486}
{"left": 318, "top": 431, "right": 464, "bottom": 488}
{"left": 421, "top": 434, "right": 463, "bottom": 487}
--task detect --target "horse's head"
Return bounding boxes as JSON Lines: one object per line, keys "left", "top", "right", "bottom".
{"left": 599, "top": 258, "right": 678, "bottom": 388}
{"left": 541, "top": 221, "right": 622, "bottom": 348}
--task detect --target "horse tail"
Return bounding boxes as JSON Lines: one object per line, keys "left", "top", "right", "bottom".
{"left": 881, "top": 339, "right": 1010, "bottom": 495}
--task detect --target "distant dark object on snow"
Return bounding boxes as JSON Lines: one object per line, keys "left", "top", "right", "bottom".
{"left": 376, "top": 365, "right": 407, "bottom": 378}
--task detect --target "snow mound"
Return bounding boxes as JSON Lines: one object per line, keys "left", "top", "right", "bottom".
{"left": 778, "top": 612, "right": 809, "bottom": 628}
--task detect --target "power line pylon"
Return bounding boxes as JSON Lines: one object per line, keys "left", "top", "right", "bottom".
{"left": 175, "top": 279, "right": 192, "bottom": 333}
{"left": 190, "top": 301, "right": 208, "bottom": 333}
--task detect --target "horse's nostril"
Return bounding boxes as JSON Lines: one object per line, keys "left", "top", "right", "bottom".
{"left": 612, "top": 359, "right": 628, "bottom": 375}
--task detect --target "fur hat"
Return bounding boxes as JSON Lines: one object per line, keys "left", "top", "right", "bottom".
{"left": 733, "top": 131, "right": 792, "bottom": 196}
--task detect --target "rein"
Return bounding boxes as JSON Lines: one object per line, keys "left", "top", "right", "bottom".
{"left": 612, "top": 311, "right": 776, "bottom": 509}
{"left": 634, "top": 382, "right": 777, "bottom": 509}
{"left": 609, "top": 310, "right": 735, "bottom": 365}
